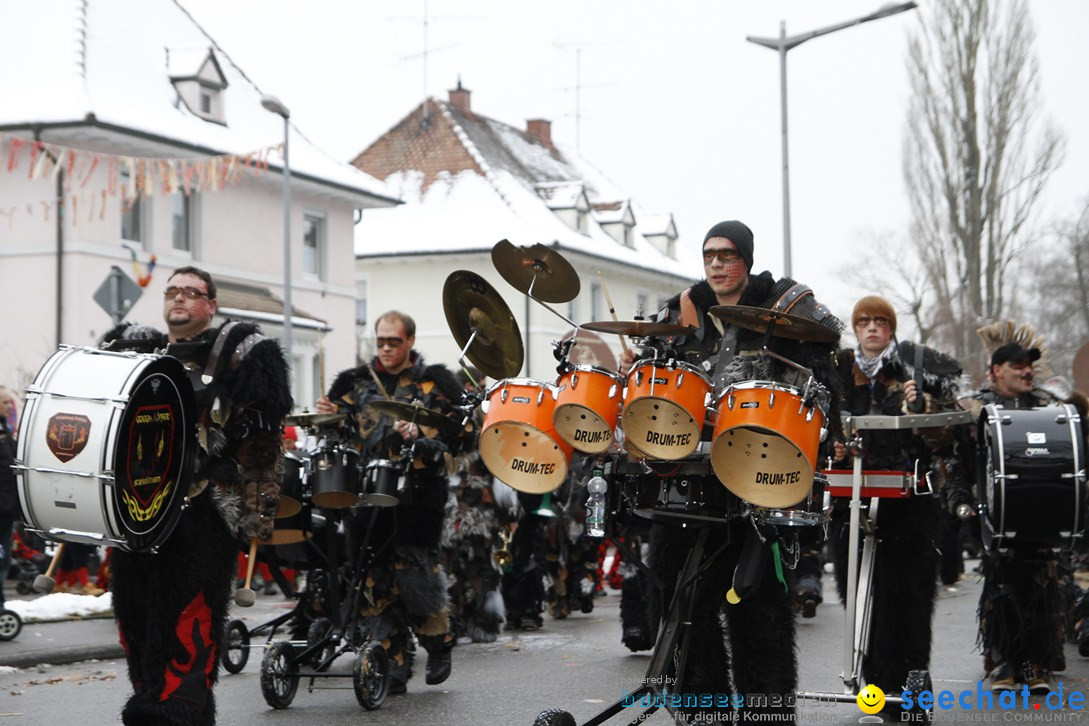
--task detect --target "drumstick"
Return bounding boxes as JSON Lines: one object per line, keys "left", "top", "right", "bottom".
{"left": 367, "top": 363, "right": 393, "bottom": 401}
{"left": 233, "top": 539, "right": 259, "bottom": 608}
{"left": 34, "top": 542, "right": 65, "bottom": 594}
{"left": 596, "top": 271, "right": 631, "bottom": 354}
{"left": 317, "top": 327, "right": 326, "bottom": 395}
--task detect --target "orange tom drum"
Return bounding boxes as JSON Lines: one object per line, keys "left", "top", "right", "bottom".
{"left": 621, "top": 359, "right": 711, "bottom": 460}
{"left": 553, "top": 365, "right": 624, "bottom": 454}
{"left": 709, "top": 380, "right": 825, "bottom": 509}
{"left": 479, "top": 378, "right": 573, "bottom": 494}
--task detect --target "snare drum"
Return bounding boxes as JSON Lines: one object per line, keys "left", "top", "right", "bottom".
{"left": 752, "top": 471, "right": 829, "bottom": 527}
{"left": 553, "top": 365, "right": 624, "bottom": 454}
{"left": 363, "top": 459, "right": 404, "bottom": 507}
{"left": 710, "top": 380, "right": 825, "bottom": 509}
{"left": 14, "top": 346, "right": 195, "bottom": 552}
{"left": 479, "top": 378, "right": 572, "bottom": 494}
{"left": 310, "top": 446, "right": 362, "bottom": 509}
{"left": 979, "top": 404, "right": 1086, "bottom": 548}
{"left": 621, "top": 360, "right": 711, "bottom": 460}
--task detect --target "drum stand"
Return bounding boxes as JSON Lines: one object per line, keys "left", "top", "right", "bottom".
{"left": 795, "top": 412, "right": 970, "bottom": 720}
{"left": 536, "top": 522, "right": 746, "bottom": 726}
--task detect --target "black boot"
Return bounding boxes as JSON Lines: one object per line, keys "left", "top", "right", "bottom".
{"left": 425, "top": 648, "right": 452, "bottom": 685}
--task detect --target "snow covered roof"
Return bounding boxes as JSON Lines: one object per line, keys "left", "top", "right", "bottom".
{"left": 352, "top": 94, "right": 700, "bottom": 281}
{"left": 1, "top": 0, "right": 396, "bottom": 205}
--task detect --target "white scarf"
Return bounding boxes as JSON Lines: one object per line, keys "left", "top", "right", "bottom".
{"left": 854, "top": 341, "right": 898, "bottom": 381}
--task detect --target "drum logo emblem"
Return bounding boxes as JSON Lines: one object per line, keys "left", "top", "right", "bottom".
{"left": 46, "top": 413, "right": 91, "bottom": 462}
{"left": 741, "top": 402, "right": 760, "bottom": 409}
{"left": 512, "top": 396, "right": 531, "bottom": 404}
{"left": 1027, "top": 432, "right": 1047, "bottom": 444}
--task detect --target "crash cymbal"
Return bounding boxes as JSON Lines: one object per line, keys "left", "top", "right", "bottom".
{"left": 580, "top": 319, "right": 692, "bottom": 337}
{"left": 367, "top": 399, "right": 459, "bottom": 433}
{"left": 707, "top": 305, "right": 841, "bottom": 343}
{"left": 285, "top": 411, "right": 346, "bottom": 427}
{"left": 443, "top": 270, "right": 524, "bottom": 380}
{"left": 491, "top": 239, "right": 580, "bottom": 303}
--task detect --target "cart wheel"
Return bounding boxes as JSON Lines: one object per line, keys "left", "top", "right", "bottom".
{"left": 16, "top": 581, "right": 31, "bottom": 595}
{"left": 533, "top": 708, "right": 576, "bottom": 726}
{"left": 0, "top": 609, "right": 22, "bottom": 641}
{"left": 221, "top": 619, "right": 250, "bottom": 674}
{"left": 306, "top": 616, "right": 335, "bottom": 669}
{"left": 260, "top": 641, "right": 299, "bottom": 709}
{"left": 353, "top": 640, "right": 390, "bottom": 710}
{"left": 904, "top": 670, "right": 934, "bottom": 722}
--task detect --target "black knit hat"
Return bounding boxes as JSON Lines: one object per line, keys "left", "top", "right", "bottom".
{"left": 703, "top": 220, "right": 754, "bottom": 271}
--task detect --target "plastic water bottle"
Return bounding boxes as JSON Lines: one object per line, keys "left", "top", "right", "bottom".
{"left": 585, "top": 470, "right": 608, "bottom": 538}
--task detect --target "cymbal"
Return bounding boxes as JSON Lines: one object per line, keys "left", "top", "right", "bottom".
{"left": 443, "top": 270, "right": 524, "bottom": 380}
{"left": 581, "top": 319, "right": 692, "bottom": 337}
{"left": 491, "top": 239, "right": 580, "bottom": 303}
{"left": 368, "top": 399, "right": 459, "bottom": 433}
{"left": 285, "top": 411, "right": 346, "bottom": 427}
{"left": 707, "top": 305, "right": 841, "bottom": 343}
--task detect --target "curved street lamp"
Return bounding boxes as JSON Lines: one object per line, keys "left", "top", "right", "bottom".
{"left": 746, "top": 2, "right": 917, "bottom": 278}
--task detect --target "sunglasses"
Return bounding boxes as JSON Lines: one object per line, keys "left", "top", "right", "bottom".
{"left": 855, "top": 316, "right": 890, "bottom": 328}
{"left": 163, "top": 286, "right": 210, "bottom": 300}
{"left": 702, "top": 248, "right": 742, "bottom": 264}
{"left": 376, "top": 337, "right": 405, "bottom": 349}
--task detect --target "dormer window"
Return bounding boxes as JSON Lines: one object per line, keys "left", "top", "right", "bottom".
{"left": 595, "top": 201, "right": 636, "bottom": 247}
{"left": 641, "top": 213, "right": 678, "bottom": 259}
{"left": 169, "top": 47, "right": 228, "bottom": 124}
{"left": 536, "top": 182, "right": 591, "bottom": 235}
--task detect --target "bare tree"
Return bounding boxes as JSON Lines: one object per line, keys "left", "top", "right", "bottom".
{"left": 902, "top": 0, "right": 1063, "bottom": 368}
{"left": 1023, "top": 197, "right": 1089, "bottom": 380}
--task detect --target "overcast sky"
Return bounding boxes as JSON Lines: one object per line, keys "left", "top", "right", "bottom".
{"left": 178, "top": 0, "right": 1089, "bottom": 329}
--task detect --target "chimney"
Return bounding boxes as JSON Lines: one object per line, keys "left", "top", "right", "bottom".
{"left": 527, "top": 118, "right": 553, "bottom": 149}
{"left": 448, "top": 79, "right": 471, "bottom": 115}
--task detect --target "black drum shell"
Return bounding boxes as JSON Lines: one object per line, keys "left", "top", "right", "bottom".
{"left": 363, "top": 459, "right": 403, "bottom": 507}
{"left": 978, "top": 404, "right": 1087, "bottom": 547}
{"left": 310, "top": 447, "right": 362, "bottom": 509}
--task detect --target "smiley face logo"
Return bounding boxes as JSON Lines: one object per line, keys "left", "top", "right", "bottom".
{"left": 857, "top": 684, "right": 885, "bottom": 714}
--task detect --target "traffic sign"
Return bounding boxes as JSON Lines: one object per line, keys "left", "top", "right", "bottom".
{"left": 94, "top": 265, "right": 143, "bottom": 324}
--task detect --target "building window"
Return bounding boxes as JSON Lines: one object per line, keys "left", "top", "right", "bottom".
{"left": 171, "top": 193, "right": 196, "bottom": 253}
{"left": 590, "top": 281, "right": 603, "bottom": 321}
{"left": 303, "top": 213, "right": 325, "bottom": 278}
{"left": 120, "top": 169, "right": 143, "bottom": 245}
{"left": 637, "top": 292, "right": 649, "bottom": 319}
{"left": 200, "top": 92, "right": 212, "bottom": 114}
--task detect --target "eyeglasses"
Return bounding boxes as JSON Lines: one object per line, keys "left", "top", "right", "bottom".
{"left": 163, "top": 286, "right": 210, "bottom": 300}
{"left": 855, "top": 316, "right": 891, "bottom": 329}
{"left": 702, "top": 248, "right": 742, "bottom": 265}
{"left": 376, "top": 337, "right": 405, "bottom": 349}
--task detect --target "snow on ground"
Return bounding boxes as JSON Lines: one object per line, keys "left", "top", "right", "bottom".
{"left": 3, "top": 592, "right": 113, "bottom": 622}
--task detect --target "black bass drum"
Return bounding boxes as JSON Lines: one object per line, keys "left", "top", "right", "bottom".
{"left": 978, "top": 403, "right": 1086, "bottom": 549}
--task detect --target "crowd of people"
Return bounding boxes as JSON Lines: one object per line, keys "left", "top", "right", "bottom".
{"left": 2, "top": 227, "right": 1088, "bottom": 725}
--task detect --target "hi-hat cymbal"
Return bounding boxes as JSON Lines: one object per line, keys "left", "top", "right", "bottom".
{"left": 491, "top": 239, "right": 580, "bottom": 303}
{"left": 285, "top": 411, "right": 346, "bottom": 427}
{"left": 443, "top": 270, "right": 524, "bottom": 380}
{"left": 368, "top": 399, "right": 459, "bottom": 433}
{"left": 707, "top": 305, "right": 841, "bottom": 343}
{"left": 581, "top": 319, "right": 692, "bottom": 337}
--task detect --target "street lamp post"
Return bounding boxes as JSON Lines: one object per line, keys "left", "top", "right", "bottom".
{"left": 746, "top": 2, "right": 917, "bottom": 278}
{"left": 261, "top": 94, "right": 292, "bottom": 372}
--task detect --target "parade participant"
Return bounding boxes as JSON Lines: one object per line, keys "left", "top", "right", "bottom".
{"left": 500, "top": 489, "right": 549, "bottom": 631}
{"left": 828, "top": 295, "right": 964, "bottom": 710}
{"left": 957, "top": 333, "right": 1079, "bottom": 693}
{"left": 621, "top": 220, "right": 842, "bottom": 722}
{"left": 317, "top": 310, "right": 464, "bottom": 693}
{"left": 0, "top": 402, "right": 16, "bottom": 609}
{"left": 441, "top": 368, "right": 508, "bottom": 643}
{"left": 102, "top": 266, "right": 291, "bottom": 725}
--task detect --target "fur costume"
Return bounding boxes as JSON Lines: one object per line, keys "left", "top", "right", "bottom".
{"left": 441, "top": 449, "right": 508, "bottom": 642}
{"left": 828, "top": 342, "right": 963, "bottom": 704}
{"left": 327, "top": 352, "right": 464, "bottom": 687}
{"left": 102, "top": 321, "right": 291, "bottom": 726}
{"left": 639, "top": 274, "right": 842, "bottom": 722}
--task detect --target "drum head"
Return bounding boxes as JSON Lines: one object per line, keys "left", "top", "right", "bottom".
{"left": 710, "top": 426, "right": 812, "bottom": 508}
{"left": 554, "top": 403, "right": 614, "bottom": 454}
{"left": 622, "top": 398, "right": 701, "bottom": 459}
{"left": 112, "top": 356, "right": 195, "bottom": 551}
{"left": 479, "top": 422, "right": 569, "bottom": 493}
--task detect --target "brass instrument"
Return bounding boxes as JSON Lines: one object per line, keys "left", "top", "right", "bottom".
{"left": 492, "top": 525, "right": 513, "bottom": 568}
